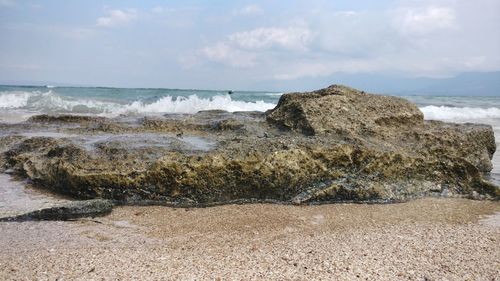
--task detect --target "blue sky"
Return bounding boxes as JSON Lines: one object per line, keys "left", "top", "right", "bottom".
{"left": 0, "top": 0, "right": 499, "bottom": 90}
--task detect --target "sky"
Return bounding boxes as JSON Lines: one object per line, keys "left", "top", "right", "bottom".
{"left": 0, "top": 0, "right": 499, "bottom": 91}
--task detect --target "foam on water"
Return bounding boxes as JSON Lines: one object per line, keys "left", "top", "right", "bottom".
{"left": 116, "top": 95, "right": 275, "bottom": 115}
{"left": 420, "top": 106, "right": 500, "bottom": 121}
{"left": 0, "top": 91, "right": 39, "bottom": 108}
{"left": 0, "top": 90, "right": 276, "bottom": 117}
{"left": 418, "top": 105, "right": 500, "bottom": 177}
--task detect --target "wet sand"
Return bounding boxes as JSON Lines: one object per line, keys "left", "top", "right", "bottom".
{"left": 0, "top": 198, "right": 499, "bottom": 280}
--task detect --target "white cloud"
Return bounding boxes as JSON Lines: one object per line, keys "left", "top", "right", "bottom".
{"left": 233, "top": 4, "right": 263, "bottom": 16}
{"left": 395, "top": 6, "right": 456, "bottom": 35}
{"left": 192, "top": 1, "right": 499, "bottom": 81}
{"left": 202, "top": 43, "right": 257, "bottom": 68}
{"left": 96, "top": 9, "right": 137, "bottom": 28}
{"left": 199, "top": 25, "right": 313, "bottom": 68}
{"left": 229, "top": 27, "right": 313, "bottom": 51}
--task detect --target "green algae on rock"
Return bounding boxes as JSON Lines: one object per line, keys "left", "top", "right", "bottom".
{"left": 0, "top": 85, "right": 497, "bottom": 205}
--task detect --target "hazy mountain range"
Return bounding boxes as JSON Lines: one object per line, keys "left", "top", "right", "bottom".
{"left": 322, "top": 71, "right": 500, "bottom": 96}
{"left": 1, "top": 71, "right": 499, "bottom": 96}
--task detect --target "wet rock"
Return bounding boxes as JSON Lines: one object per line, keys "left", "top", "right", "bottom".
{"left": 0, "top": 199, "right": 113, "bottom": 221}
{"left": 0, "top": 85, "right": 498, "bottom": 205}
{"left": 212, "top": 119, "right": 245, "bottom": 131}
{"left": 28, "top": 114, "right": 107, "bottom": 124}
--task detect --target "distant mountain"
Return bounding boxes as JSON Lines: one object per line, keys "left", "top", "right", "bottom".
{"left": 2, "top": 71, "right": 499, "bottom": 96}
{"left": 414, "top": 72, "right": 500, "bottom": 96}
{"left": 330, "top": 71, "right": 500, "bottom": 96}
{"left": 266, "top": 71, "right": 500, "bottom": 96}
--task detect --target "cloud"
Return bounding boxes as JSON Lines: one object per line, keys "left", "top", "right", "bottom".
{"left": 199, "top": 24, "right": 313, "bottom": 68}
{"left": 192, "top": 0, "right": 499, "bottom": 82}
{"left": 232, "top": 4, "right": 263, "bottom": 16}
{"left": 202, "top": 42, "right": 257, "bottom": 68}
{"left": 229, "top": 27, "right": 313, "bottom": 51}
{"left": 96, "top": 9, "right": 137, "bottom": 28}
{"left": 395, "top": 6, "right": 456, "bottom": 35}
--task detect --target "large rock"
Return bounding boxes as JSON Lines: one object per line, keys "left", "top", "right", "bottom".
{"left": 267, "top": 85, "right": 424, "bottom": 136}
{"left": 0, "top": 85, "right": 497, "bottom": 205}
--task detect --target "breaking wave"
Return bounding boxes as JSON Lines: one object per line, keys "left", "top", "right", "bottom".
{"left": 116, "top": 95, "right": 275, "bottom": 115}
{"left": 0, "top": 91, "right": 39, "bottom": 108}
{"left": 420, "top": 105, "right": 500, "bottom": 121}
{"left": 0, "top": 90, "right": 276, "bottom": 116}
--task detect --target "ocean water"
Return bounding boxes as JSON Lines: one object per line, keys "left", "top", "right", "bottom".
{"left": 0, "top": 85, "right": 278, "bottom": 121}
{"left": 1, "top": 84, "right": 499, "bottom": 174}
{"left": 1, "top": 85, "right": 499, "bottom": 121}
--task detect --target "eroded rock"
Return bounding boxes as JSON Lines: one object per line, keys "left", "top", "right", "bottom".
{"left": 0, "top": 85, "right": 497, "bottom": 205}
{"left": 267, "top": 85, "right": 423, "bottom": 136}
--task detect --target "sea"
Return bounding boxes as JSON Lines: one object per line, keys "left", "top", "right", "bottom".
{"left": 0, "top": 84, "right": 499, "bottom": 178}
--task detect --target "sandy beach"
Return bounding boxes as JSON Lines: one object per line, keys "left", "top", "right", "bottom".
{"left": 1, "top": 198, "right": 498, "bottom": 280}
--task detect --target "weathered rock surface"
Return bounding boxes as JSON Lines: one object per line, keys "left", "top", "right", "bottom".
{"left": 267, "top": 86, "right": 424, "bottom": 136}
{"left": 0, "top": 85, "right": 497, "bottom": 205}
{"left": 0, "top": 199, "right": 113, "bottom": 221}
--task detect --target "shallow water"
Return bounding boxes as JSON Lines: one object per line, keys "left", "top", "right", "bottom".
{"left": 1, "top": 130, "right": 216, "bottom": 153}
{"left": 0, "top": 174, "right": 70, "bottom": 218}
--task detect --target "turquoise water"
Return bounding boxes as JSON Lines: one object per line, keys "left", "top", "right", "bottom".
{"left": 1, "top": 85, "right": 500, "bottom": 118}
{"left": 0, "top": 85, "right": 281, "bottom": 103}
{"left": 0, "top": 85, "right": 280, "bottom": 118}
{"left": 1, "top": 83, "right": 500, "bottom": 128}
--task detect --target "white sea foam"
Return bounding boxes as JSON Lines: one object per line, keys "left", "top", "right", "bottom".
{"left": 115, "top": 95, "right": 275, "bottom": 115}
{"left": 420, "top": 105, "right": 500, "bottom": 121}
{"left": 0, "top": 91, "right": 38, "bottom": 108}
{"left": 0, "top": 90, "right": 276, "bottom": 116}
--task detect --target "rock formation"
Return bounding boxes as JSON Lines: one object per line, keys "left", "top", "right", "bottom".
{"left": 0, "top": 85, "right": 497, "bottom": 205}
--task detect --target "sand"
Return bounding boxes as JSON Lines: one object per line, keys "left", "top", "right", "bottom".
{"left": 0, "top": 198, "right": 499, "bottom": 280}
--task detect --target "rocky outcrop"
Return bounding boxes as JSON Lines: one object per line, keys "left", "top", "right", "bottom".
{"left": 0, "top": 85, "right": 497, "bottom": 205}
{"left": 267, "top": 85, "right": 423, "bottom": 136}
